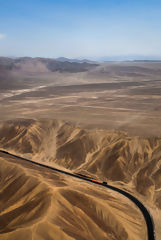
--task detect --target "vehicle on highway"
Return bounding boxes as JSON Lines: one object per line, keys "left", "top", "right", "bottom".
{"left": 90, "top": 179, "right": 100, "bottom": 183}
{"left": 102, "top": 181, "right": 107, "bottom": 185}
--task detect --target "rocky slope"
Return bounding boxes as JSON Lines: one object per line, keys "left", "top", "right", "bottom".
{"left": 0, "top": 119, "right": 161, "bottom": 209}
{"left": 0, "top": 151, "right": 146, "bottom": 240}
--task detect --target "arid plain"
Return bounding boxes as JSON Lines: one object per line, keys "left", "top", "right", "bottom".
{"left": 0, "top": 58, "right": 161, "bottom": 239}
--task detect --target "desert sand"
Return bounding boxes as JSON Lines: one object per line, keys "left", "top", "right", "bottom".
{"left": 1, "top": 60, "right": 161, "bottom": 136}
{"left": 0, "top": 119, "right": 161, "bottom": 239}
{"left": 0, "top": 151, "right": 146, "bottom": 240}
{"left": 0, "top": 59, "right": 161, "bottom": 239}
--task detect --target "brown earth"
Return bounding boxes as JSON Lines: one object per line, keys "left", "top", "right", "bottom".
{"left": 1, "top": 61, "right": 161, "bottom": 239}
{"left": 0, "top": 150, "right": 146, "bottom": 240}
{"left": 1, "top": 61, "right": 161, "bottom": 136}
{"left": 0, "top": 119, "right": 161, "bottom": 239}
{"left": 0, "top": 119, "right": 161, "bottom": 208}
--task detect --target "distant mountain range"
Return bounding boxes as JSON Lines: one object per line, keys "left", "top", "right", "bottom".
{"left": 0, "top": 56, "right": 160, "bottom": 75}
{"left": 0, "top": 57, "right": 99, "bottom": 73}
{"left": 55, "top": 57, "right": 97, "bottom": 64}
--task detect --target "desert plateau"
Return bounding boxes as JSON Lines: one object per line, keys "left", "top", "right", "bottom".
{"left": 0, "top": 57, "right": 161, "bottom": 239}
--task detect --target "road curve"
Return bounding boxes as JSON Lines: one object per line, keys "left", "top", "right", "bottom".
{"left": 0, "top": 150, "right": 155, "bottom": 240}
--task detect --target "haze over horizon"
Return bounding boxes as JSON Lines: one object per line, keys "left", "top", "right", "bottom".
{"left": 0, "top": 0, "right": 161, "bottom": 60}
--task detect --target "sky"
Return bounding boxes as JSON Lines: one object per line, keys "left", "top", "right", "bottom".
{"left": 0, "top": 0, "right": 161, "bottom": 60}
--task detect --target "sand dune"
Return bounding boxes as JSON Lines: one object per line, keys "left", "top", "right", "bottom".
{"left": 0, "top": 119, "right": 161, "bottom": 211}
{"left": 0, "top": 151, "right": 146, "bottom": 240}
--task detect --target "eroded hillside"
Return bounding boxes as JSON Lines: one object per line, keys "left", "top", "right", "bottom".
{"left": 0, "top": 119, "right": 161, "bottom": 210}
{"left": 0, "top": 149, "right": 147, "bottom": 240}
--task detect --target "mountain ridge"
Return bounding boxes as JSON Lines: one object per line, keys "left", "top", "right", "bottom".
{"left": 0, "top": 57, "right": 99, "bottom": 73}
{"left": 0, "top": 118, "right": 161, "bottom": 209}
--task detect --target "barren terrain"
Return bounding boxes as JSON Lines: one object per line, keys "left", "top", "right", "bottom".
{"left": 0, "top": 58, "right": 161, "bottom": 239}
{"left": 0, "top": 150, "right": 147, "bottom": 240}
{"left": 1, "top": 60, "right": 161, "bottom": 136}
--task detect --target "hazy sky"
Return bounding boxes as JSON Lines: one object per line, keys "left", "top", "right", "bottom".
{"left": 0, "top": 0, "right": 161, "bottom": 59}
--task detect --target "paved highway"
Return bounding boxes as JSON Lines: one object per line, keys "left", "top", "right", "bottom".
{"left": 0, "top": 150, "right": 155, "bottom": 240}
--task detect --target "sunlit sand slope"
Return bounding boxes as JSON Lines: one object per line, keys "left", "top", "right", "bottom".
{"left": 0, "top": 152, "right": 146, "bottom": 240}
{"left": 0, "top": 119, "right": 161, "bottom": 209}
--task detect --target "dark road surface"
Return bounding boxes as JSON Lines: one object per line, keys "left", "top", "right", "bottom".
{"left": 0, "top": 150, "right": 155, "bottom": 240}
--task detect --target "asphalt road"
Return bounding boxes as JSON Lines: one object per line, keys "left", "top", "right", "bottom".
{"left": 0, "top": 150, "right": 155, "bottom": 240}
